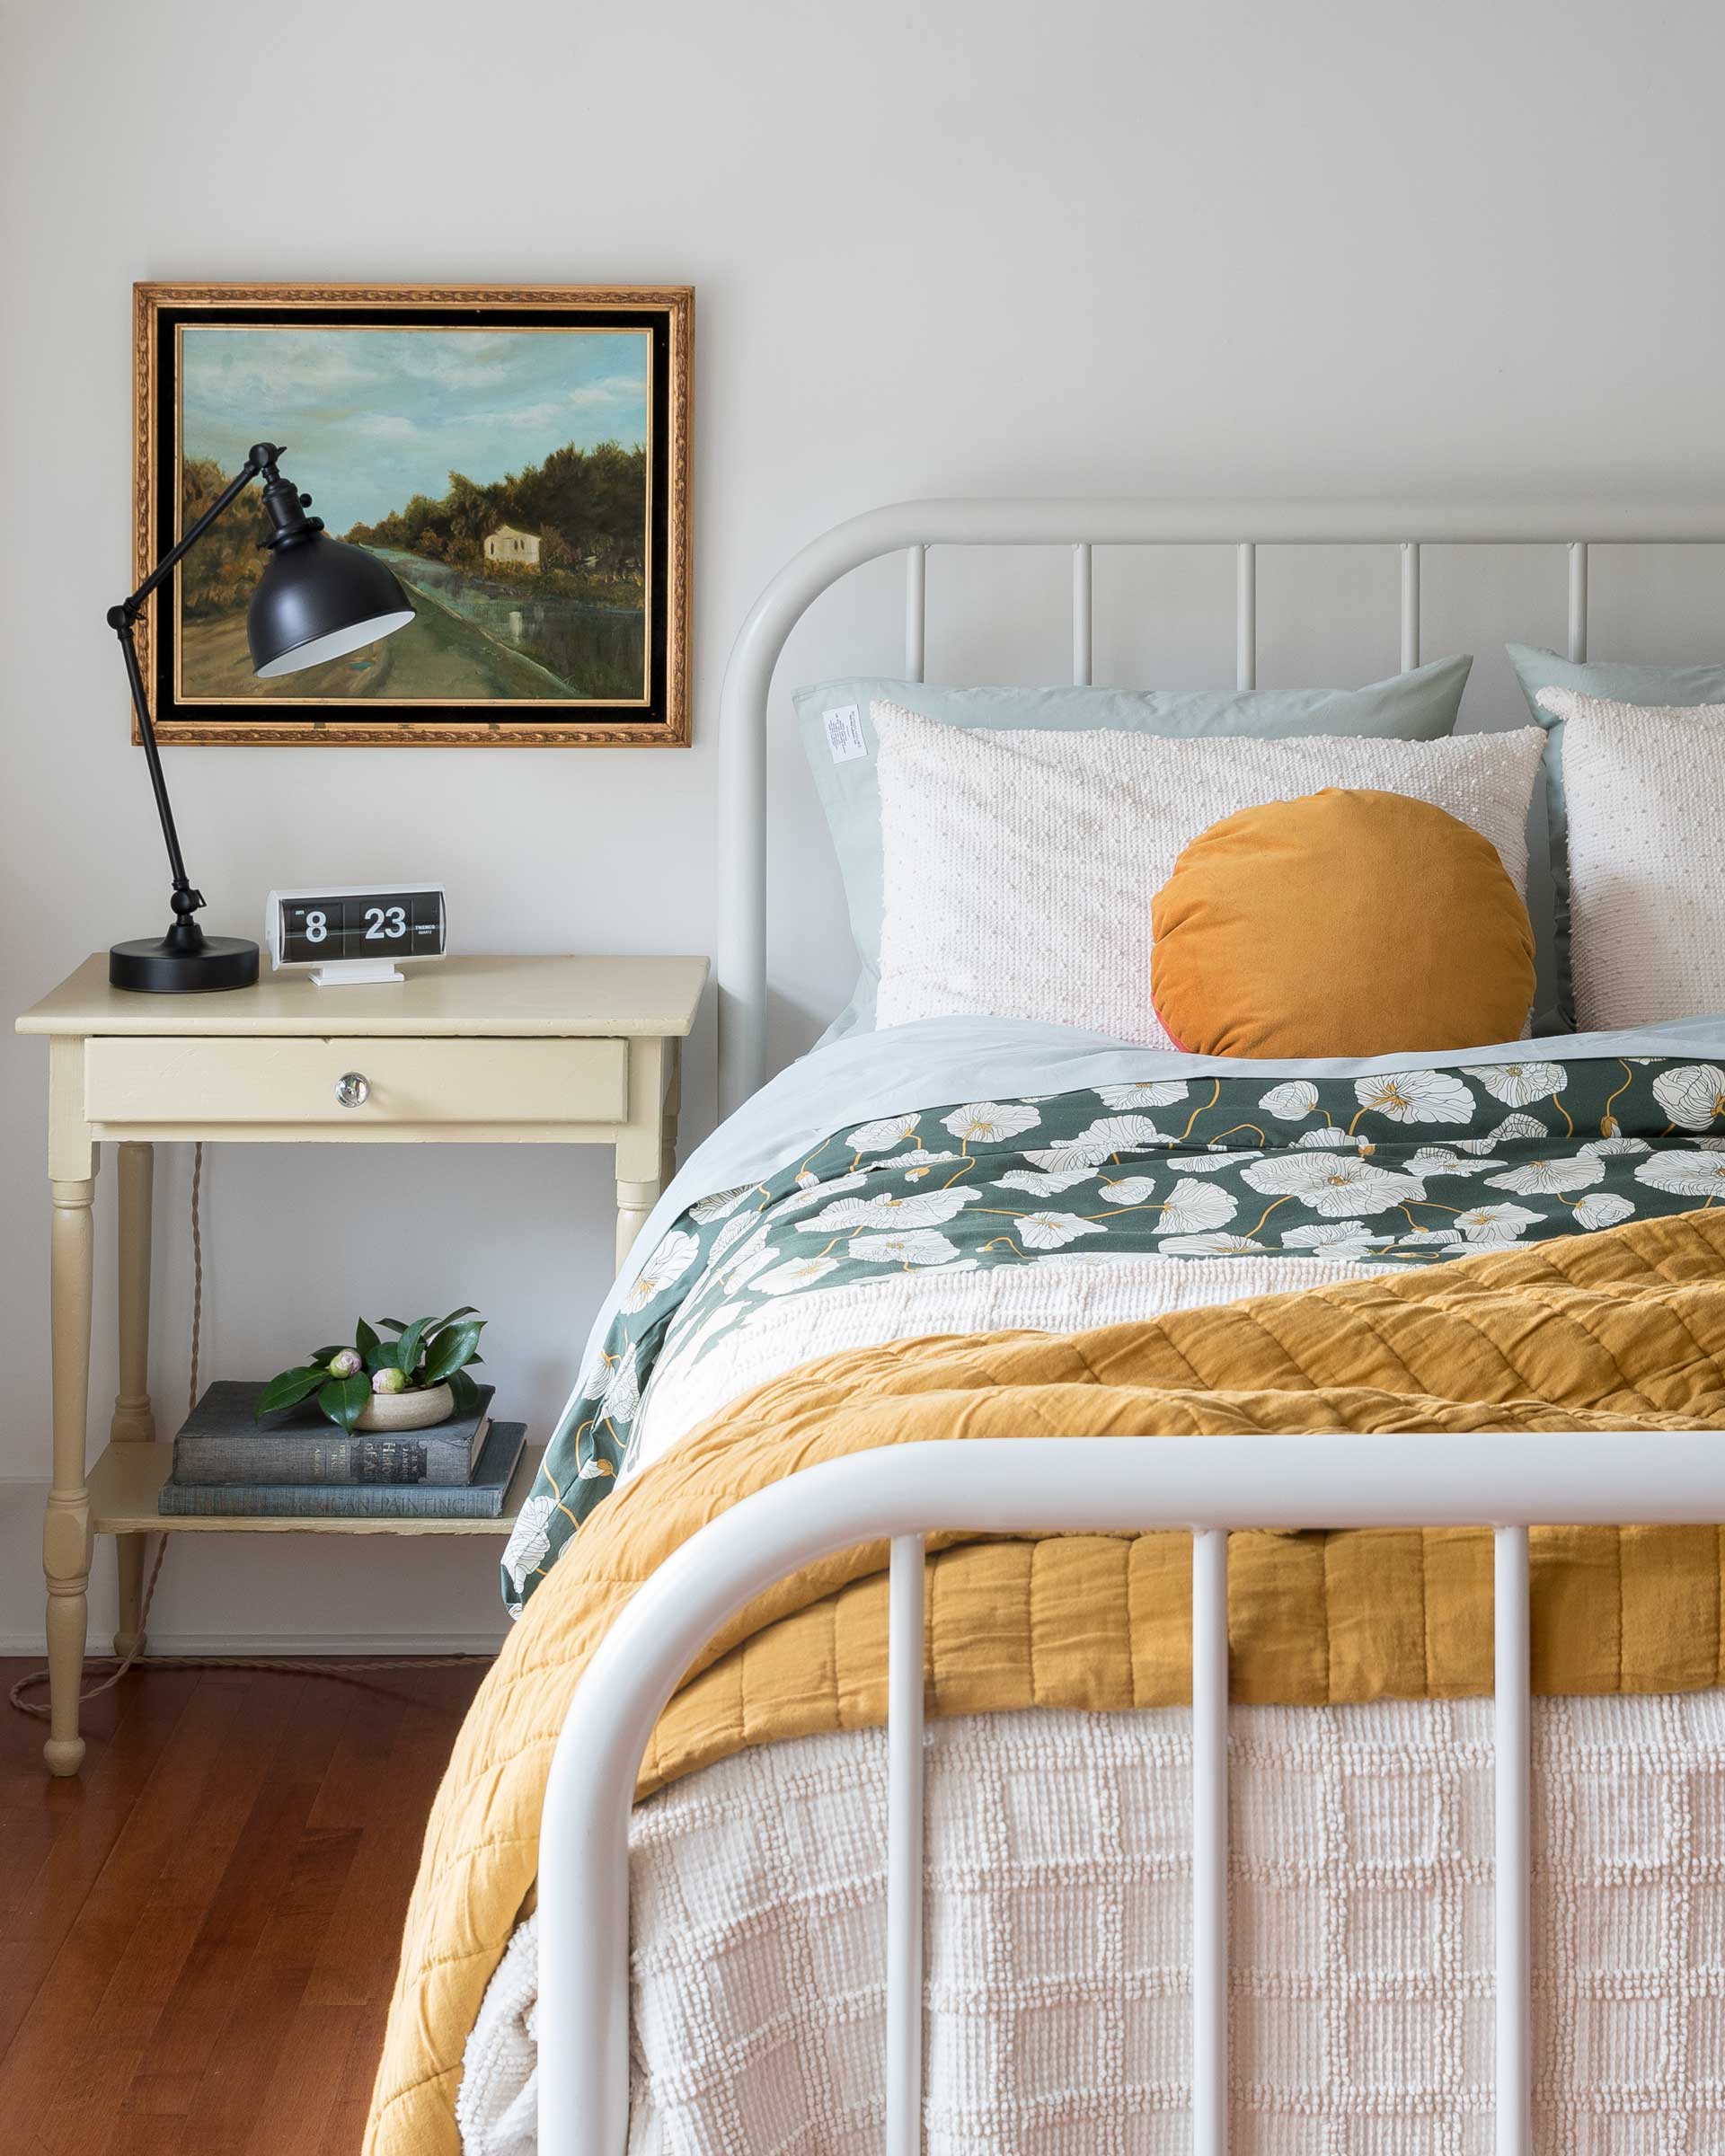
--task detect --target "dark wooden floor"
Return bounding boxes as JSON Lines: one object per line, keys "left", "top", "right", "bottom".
{"left": 0, "top": 1657, "right": 486, "bottom": 2155}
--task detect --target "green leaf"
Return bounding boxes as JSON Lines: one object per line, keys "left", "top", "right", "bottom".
{"left": 420, "top": 1319, "right": 483, "bottom": 1385}
{"left": 447, "top": 1365, "right": 480, "bottom": 1415}
{"left": 256, "top": 1366, "right": 325, "bottom": 1418}
{"left": 307, "top": 1345, "right": 346, "bottom": 1370}
{"left": 377, "top": 1317, "right": 410, "bottom": 1333}
{"left": 318, "top": 1373, "right": 369, "bottom": 1433}
{"left": 395, "top": 1317, "right": 429, "bottom": 1384}
{"left": 367, "top": 1340, "right": 402, "bottom": 1374}
{"left": 356, "top": 1317, "right": 380, "bottom": 1359}
{"left": 431, "top": 1306, "right": 480, "bottom": 1334}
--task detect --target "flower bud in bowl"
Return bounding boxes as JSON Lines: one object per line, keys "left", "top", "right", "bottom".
{"left": 328, "top": 1348, "right": 363, "bottom": 1378}
{"left": 371, "top": 1366, "right": 408, "bottom": 1395}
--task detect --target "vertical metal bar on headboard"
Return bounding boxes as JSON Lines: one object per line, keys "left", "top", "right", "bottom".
{"left": 886, "top": 1534, "right": 927, "bottom": 2155}
{"left": 1191, "top": 1527, "right": 1231, "bottom": 2156}
{"left": 906, "top": 546, "right": 927, "bottom": 682}
{"left": 1400, "top": 543, "right": 1421, "bottom": 671}
{"left": 1234, "top": 544, "right": 1256, "bottom": 691}
{"left": 1567, "top": 543, "right": 1588, "bottom": 663}
{"left": 1072, "top": 543, "right": 1093, "bottom": 686}
{"left": 1494, "top": 1525, "right": 1532, "bottom": 2156}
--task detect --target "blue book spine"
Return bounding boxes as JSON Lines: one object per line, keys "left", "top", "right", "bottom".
{"left": 158, "top": 1425, "right": 526, "bottom": 1518}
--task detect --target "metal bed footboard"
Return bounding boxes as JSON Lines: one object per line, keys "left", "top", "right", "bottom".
{"left": 537, "top": 1429, "right": 1723, "bottom": 2156}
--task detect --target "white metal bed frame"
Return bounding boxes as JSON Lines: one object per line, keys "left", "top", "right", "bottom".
{"left": 713, "top": 495, "right": 1725, "bottom": 1116}
{"left": 540, "top": 499, "right": 1725, "bottom": 2155}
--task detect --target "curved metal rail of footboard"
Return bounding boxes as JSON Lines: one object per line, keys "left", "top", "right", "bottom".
{"left": 537, "top": 1430, "right": 1725, "bottom": 2155}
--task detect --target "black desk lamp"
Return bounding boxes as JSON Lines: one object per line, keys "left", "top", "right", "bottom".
{"left": 108, "top": 441, "right": 415, "bottom": 993}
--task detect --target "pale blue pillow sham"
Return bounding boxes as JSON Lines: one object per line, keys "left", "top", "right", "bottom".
{"left": 795, "top": 658, "right": 1474, "bottom": 1038}
{"left": 1507, "top": 644, "right": 1725, "bottom": 1029}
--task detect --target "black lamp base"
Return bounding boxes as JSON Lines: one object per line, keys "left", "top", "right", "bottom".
{"left": 110, "top": 934, "right": 260, "bottom": 994}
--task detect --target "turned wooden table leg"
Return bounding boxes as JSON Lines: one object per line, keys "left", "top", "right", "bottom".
{"left": 660, "top": 1040, "right": 681, "bottom": 1188}
{"left": 111, "top": 1142, "right": 155, "bottom": 1660}
{"left": 46, "top": 1173, "right": 96, "bottom": 1777}
{"left": 615, "top": 1038, "right": 667, "bottom": 1271}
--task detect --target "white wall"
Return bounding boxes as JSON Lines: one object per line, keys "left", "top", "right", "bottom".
{"left": 4, "top": 0, "right": 1724, "bottom": 1652}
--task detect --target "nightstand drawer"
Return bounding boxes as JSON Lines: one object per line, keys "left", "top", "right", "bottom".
{"left": 84, "top": 1036, "right": 630, "bottom": 1127}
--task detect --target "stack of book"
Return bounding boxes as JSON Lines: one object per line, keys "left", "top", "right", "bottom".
{"left": 156, "top": 1380, "right": 526, "bottom": 1517}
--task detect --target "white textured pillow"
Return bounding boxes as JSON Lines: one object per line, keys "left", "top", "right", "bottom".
{"left": 873, "top": 702, "right": 1546, "bottom": 1045}
{"left": 1535, "top": 687, "right": 1725, "bottom": 1029}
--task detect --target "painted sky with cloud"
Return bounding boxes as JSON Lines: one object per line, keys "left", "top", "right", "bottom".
{"left": 180, "top": 327, "right": 650, "bottom": 535}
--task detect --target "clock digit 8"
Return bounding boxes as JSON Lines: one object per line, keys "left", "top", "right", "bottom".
{"left": 265, "top": 883, "right": 447, "bottom": 976}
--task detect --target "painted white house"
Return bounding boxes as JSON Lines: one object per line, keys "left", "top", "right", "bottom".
{"left": 483, "top": 523, "right": 540, "bottom": 566}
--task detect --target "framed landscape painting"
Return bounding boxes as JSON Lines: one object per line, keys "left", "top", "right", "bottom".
{"left": 133, "top": 283, "right": 692, "bottom": 745}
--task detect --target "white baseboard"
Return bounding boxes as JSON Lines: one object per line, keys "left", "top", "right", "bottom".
{"left": 0, "top": 1630, "right": 505, "bottom": 1658}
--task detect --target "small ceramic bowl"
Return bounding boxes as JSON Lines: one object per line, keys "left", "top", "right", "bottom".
{"left": 356, "top": 1380, "right": 455, "bottom": 1434}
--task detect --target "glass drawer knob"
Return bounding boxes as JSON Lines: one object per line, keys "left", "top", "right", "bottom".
{"left": 335, "top": 1071, "right": 370, "bottom": 1109}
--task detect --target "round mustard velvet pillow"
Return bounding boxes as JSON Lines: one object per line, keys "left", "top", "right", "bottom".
{"left": 1149, "top": 788, "right": 1536, "bottom": 1058}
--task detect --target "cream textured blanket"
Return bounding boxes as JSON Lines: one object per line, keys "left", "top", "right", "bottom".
{"left": 373, "top": 1209, "right": 1725, "bottom": 2154}
{"left": 462, "top": 1695, "right": 1725, "bottom": 2153}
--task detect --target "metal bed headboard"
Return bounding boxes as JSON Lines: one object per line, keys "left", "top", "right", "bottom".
{"left": 715, "top": 496, "right": 1725, "bottom": 1116}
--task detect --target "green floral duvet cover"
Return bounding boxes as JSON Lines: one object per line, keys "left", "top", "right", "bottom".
{"left": 505, "top": 1027, "right": 1725, "bottom": 1611}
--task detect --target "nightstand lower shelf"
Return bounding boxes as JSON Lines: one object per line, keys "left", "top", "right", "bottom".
{"left": 86, "top": 1440, "right": 544, "bottom": 1535}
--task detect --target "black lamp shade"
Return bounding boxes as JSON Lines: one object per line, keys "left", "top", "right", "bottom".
{"left": 247, "top": 535, "right": 415, "bottom": 678}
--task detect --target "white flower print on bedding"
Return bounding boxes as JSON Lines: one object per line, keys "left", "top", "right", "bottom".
{"left": 1260, "top": 1081, "right": 1320, "bottom": 1121}
{"left": 1455, "top": 1114, "right": 1551, "bottom": 1153}
{"left": 849, "top": 1227, "right": 964, "bottom": 1266}
{"left": 1279, "top": 1222, "right": 1398, "bottom": 1259}
{"left": 995, "top": 1167, "right": 1099, "bottom": 1196}
{"left": 1296, "top": 1127, "right": 1372, "bottom": 1153}
{"left": 846, "top": 1112, "right": 924, "bottom": 1153}
{"left": 1633, "top": 1150, "right": 1725, "bottom": 1199}
{"left": 1651, "top": 1065, "right": 1725, "bottom": 1131}
{"left": 1013, "top": 1213, "right": 1105, "bottom": 1250}
{"left": 1024, "top": 1115, "right": 1171, "bottom": 1170}
{"left": 712, "top": 1224, "right": 776, "bottom": 1292}
{"left": 1485, "top": 1155, "right": 1606, "bottom": 1196}
{"left": 688, "top": 1183, "right": 756, "bottom": 1224}
{"left": 1353, "top": 1070, "right": 1474, "bottom": 1125}
{"left": 1157, "top": 1181, "right": 1238, "bottom": 1234}
{"left": 1407, "top": 1148, "right": 1504, "bottom": 1179}
{"left": 712, "top": 1210, "right": 765, "bottom": 1259}
{"left": 502, "top": 1493, "right": 556, "bottom": 1597}
{"left": 1099, "top": 1177, "right": 1158, "bottom": 1205}
{"left": 1473, "top": 1063, "right": 1569, "bottom": 1108}
{"left": 1453, "top": 1203, "right": 1544, "bottom": 1243}
{"left": 1573, "top": 1192, "right": 1636, "bottom": 1230}
{"left": 942, "top": 1101, "right": 1041, "bottom": 1144}
{"left": 1095, "top": 1081, "right": 1190, "bottom": 1109}
{"left": 1167, "top": 1149, "right": 1263, "bottom": 1173}
{"left": 803, "top": 1188, "right": 981, "bottom": 1233}
{"left": 621, "top": 1230, "right": 701, "bottom": 1312}
{"left": 767, "top": 1171, "right": 869, "bottom": 1219}
{"left": 1158, "top": 1233, "right": 1269, "bottom": 1257}
{"left": 1241, "top": 1153, "right": 1427, "bottom": 1217}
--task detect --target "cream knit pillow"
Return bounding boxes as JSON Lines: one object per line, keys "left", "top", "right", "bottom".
{"left": 872, "top": 702, "right": 1546, "bottom": 1046}
{"left": 1535, "top": 687, "right": 1725, "bottom": 1029}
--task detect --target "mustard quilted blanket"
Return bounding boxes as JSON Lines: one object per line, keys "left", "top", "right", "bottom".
{"left": 367, "top": 1207, "right": 1725, "bottom": 2155}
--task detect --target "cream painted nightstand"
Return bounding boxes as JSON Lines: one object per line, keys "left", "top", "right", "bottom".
{"left": 16, "top": 951, "right": 707, "bottom": 1776}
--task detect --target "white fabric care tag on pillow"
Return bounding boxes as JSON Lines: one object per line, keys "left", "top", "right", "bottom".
{"left": 823, "top": 703, "right": 868, "bottom": 764}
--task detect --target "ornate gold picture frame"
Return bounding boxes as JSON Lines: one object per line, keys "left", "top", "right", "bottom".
{"left": 133, "top": 283, "right": 692, "bottom": 746}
